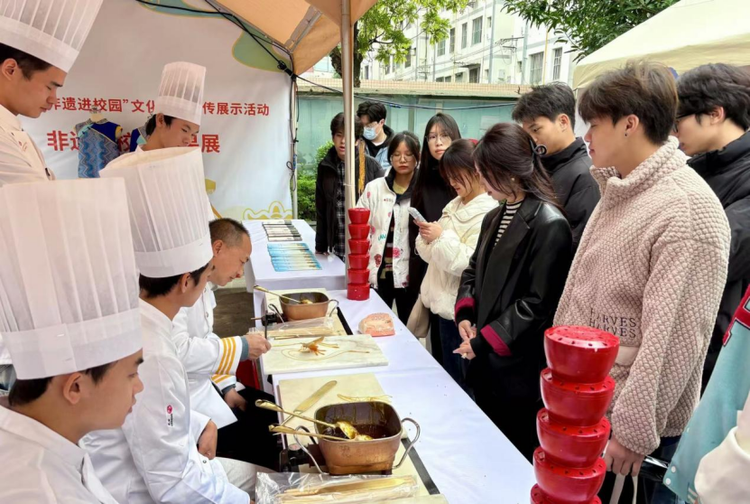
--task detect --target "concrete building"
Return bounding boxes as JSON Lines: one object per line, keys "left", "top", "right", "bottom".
{"left": 361, "top": 1, "right": 578, "bottom": 86}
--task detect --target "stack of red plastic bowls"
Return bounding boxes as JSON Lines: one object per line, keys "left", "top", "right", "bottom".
{"left": 347, "top": 208, "right": 371, "bottom": 300}
{"left": 532, "top": 326, "right": 620, "bottom": 504}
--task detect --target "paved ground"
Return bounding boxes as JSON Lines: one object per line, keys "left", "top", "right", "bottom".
{"left": 213, "top": 288, "right": 255, "bottom": 337}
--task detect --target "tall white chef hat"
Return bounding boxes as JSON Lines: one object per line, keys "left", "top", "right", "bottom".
{"left": 0, "top": 179, "right": 142, "bottom": 380}
{"left": 0, "top": 0, "right": 104, "bottom": 73}
{"left": 155, "top": 62, "right": 206, "bottom": 127}
{"left": 101, "top": 147, "right": 213, "bottom": 279}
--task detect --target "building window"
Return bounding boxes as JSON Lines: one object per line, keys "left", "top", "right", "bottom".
{"left": 364, "top": 66, "right": 369, "bottom": 80}
{"left": 472, "top": 17, "right": 482, "bottom": 45}
{"left": 484, "top": 68, "right": 490, "bottom": 82}
{"left": 455, "top": 72, "right": 464, "bottom": 83}
{"left": 436, "top": 77, "right": 444, "bottom": 83}
{"left": 461, "top": 23, "right": 468, "bottom": 49}
{"left": 438, "top": 38, "right": 446, "bottom": 57}
{"left": 445, "top": 75, "right": 452, "bottom": 83}
{"left": 449, "top": 28, "right": 455, "bottom": 53}
{"left": 552, "top": 47, "right": 562, "bottom": 81}
{"left": 529, "top": 52, "right": 543, "bottom": 84}
{"left": 469, "top": 67, "right": 479, "bottom": 83}
{"left": 406, "top": 48, "right": 412, "bottom": 68}
{"left": 487, "top": 16, "right": 492, "bottom": 29}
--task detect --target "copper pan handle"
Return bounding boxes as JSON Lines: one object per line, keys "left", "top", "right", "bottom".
{"left": 393, "top": 417, "right": 421, "bottom": 469}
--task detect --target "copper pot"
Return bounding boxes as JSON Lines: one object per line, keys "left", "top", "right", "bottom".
{"left": 314, "top": 401, "right": 420, "bottom": 475}
{"left": 280, "top": 291, "right": 339, "bottom": 321}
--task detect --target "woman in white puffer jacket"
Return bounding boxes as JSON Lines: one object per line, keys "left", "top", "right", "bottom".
{"left": 415, "top": 139, "right": 497, "bottom": 390}
{"left": 357, "top": 132, "right": 421, "bottom": 324}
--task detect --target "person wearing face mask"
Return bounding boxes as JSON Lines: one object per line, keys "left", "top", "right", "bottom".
{"left": 513, "top": 83, "right": 600, "bottom": 251}
{"left": 171, "top": 218, "right": 278, "bottom": 469}
{"left": 357, "top": 101, "right": 395, "bottom": 173}
{"left": 0, "top": 0, "right": 103, "bottom": 187}
{"left": 0, "top": 178, "right": 144, "bottom": 504}
{"left": 415, "top": 139, "right": 497, "bottom": 392}
{"left": 408, "top": 113, "right": 461, "bottom": 364}
{"left": 356, "top": 132, "right": 420, "bottom": 323}
{"left": 454, "top": 123, "right": 573, "bottom": 461}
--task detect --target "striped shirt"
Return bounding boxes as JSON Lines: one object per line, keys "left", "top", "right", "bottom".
{"left": 494, "top": 200, "right": 523, "bottom": 245}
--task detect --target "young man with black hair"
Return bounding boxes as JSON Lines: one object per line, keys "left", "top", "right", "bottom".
{"left": 674, "top": 63, "right": 750, "bottom": 389}
{"left": 512, "top": 82, "right": 600, "bottom": 249}
{"left": 0, "top": 0, "right": 102, "bottom": 187}
{"left": 357, "top": 100, "right": 395, "bottom": 173}
{"left": 0, "top": 177, "right": 144, "bottom": 503}
{"left": 172, "top": 217, "right": 278, "bottom": 469}
{"left": 316, "top": 112, "right": 384, "bottom": 259}
{"left": 87, "top": 149, "right": 258, "bottom": 503}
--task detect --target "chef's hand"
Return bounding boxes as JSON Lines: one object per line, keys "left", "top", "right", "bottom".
{"left": 198, "top": 420, "right": 218, "bottom": 460}
{"left": 417, "top": 222, "right": 443, "bottom": 243}
{"left": 604, "top": 436, "right": 645, "bottom": 477}
{"left": 458, "top": 320, "right": 476, "bottom": 342}
{"left": 244, "top": 333, "right": 272, "bottom": 360}
{"left": 224, "top": 388, "right": 247, "bottom": 411}
{"left": 454, "top": 340, "right": 476, "bottom": 360}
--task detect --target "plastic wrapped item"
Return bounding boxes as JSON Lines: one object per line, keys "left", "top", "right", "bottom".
{"left": 249, "top": 317, "right": 336, "bottom": 340}
{"left": 256, "top": 473, "right": 418, "bottom": 504}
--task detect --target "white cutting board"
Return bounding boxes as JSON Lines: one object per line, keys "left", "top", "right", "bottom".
{"left": 263, "top": 334, "right": 388, "bottom": 375}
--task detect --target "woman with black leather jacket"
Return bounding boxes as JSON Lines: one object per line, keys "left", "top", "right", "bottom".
{"left": 454, "top": 123, "right": 573, "bottom": 461}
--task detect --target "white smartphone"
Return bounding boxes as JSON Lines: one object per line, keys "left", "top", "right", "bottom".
{"left": 408, "top": 207, "right": 427, "bottom": 223}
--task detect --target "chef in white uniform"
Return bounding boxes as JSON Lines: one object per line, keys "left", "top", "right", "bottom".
{"left": 0, "top": 177, "right": 144, "bottom": 503}
{"left": 0, "top": 0, "right": 104, "bottom": 393}
{"left": 173, "top": 218, "right": 277, "bottom": 468}
{"left": 0, "top": 0, "right": 102, "bottom": 186}
{"left": 86, "top": 147, "right": 255, "bottom": 503}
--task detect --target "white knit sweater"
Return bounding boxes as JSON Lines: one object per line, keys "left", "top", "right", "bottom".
{"left": 554, "top": 138, "right": 731, "bottom": 456}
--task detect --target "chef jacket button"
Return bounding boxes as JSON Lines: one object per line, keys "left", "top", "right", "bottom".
{"left": 203, "top": 459, "right": 207, "bottom": 464}
{"left": 205, "top": 312, "right": 209, "bottom": 318}
{"left": 671, "top": 466, "right": 676, "bottom": 473}
{"left": 665, "top": 478, "right": 672, "bottom": 486}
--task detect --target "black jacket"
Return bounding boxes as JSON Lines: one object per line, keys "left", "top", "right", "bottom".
{"left": 541, "top": 138, "right": 599, "bottom": 250}
{"left": 407, "top": 163, "right": 456, "bottom": 296}
{"left": 455, "top": 197, "right": 573, "bottom": 400}
{"left": 315, "top": 146, "right": 384, "bottom": 254}
{"left": 689, "top": 131, "right": 750, "bottom": 390}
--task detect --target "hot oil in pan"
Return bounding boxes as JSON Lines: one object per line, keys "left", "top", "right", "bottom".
{"left": 323, "top": 424, "right": 390, "bottom": 440}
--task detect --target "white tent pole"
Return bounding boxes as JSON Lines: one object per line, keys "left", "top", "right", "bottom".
{"left": 291, "top": 82, "right": 299, "bottom": 219}
{"left": 341, "top": 0, "right": 354, "bottom": 279}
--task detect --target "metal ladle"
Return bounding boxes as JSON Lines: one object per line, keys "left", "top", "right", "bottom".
{"left": 255, "top": 399, "right": 372, "bottom": 441}
{"left": 253, "top": 285, "right": 307, "bottom": 304}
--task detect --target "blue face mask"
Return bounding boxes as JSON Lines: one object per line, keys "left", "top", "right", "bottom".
{"left": 363, "top": 126, "right": 378, "bottom": 140}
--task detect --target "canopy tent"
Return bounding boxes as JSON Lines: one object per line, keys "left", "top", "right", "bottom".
{"left": 210, "top": 0, "right": 376, "bottom": 73}
{"left": 573, "top": 0, "right": 750, "bottom": 90}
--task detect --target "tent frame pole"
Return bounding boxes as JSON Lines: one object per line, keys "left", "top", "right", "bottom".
{"left": 341, "top": 0, "right": 354, "bottom": 279}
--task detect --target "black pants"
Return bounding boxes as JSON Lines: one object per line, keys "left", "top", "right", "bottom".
{"left": 216, "top": 387, "right": 280, "bottom": 470}
{"left": 597, "top": 437, "right": 682, "bottom": 504}
{"left": 429, "top": 313, "right": 443, "bottom": 365}
{"left": 474, "top": 385, "right": 541, "bottom": 463}
{"left": 376, "top": 275, "right": 417, "bottom": 326}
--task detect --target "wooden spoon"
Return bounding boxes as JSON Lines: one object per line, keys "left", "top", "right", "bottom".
{"left": 255, "top": 399, "right": 372, "bottom": 441}
{"left": 253, "top": 285, "right": 301, "bottom": 304}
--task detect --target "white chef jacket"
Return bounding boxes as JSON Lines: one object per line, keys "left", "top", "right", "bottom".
{"left": 0, "top": 400, "right": 118, "bottom": 504}
{"left": 0, "top": 104, "right": 54, "bottom": 367}
{"left": 0, "top": 103, "right": 54, "bottom": 186}
{"left": 84, "top": 300, "right": 249, "bottom": 504}
{"left": 172, "top": 285, "right": 244, "bottom": 429}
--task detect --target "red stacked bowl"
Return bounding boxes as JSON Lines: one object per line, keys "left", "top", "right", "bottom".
{"left": 532, "top": 327, "right": 620, "bottom": 504}
{"left": 347, "top": 209, "right": 371, "bottom": 300}
{"left": 531, "top": 485, "right": 602, "bottom": 504}
{"left": 533, "top": 448, "right": 606, "bottom": 504}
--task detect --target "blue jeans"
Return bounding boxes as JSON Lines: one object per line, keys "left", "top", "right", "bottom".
{"left": 438, "top": 317, "right": 470, "bottom": 393}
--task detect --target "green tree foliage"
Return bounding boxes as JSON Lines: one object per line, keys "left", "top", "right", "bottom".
{"left": 502, "top": 0, "right": 679, "bottom": 60}
{"left": 330, "top": 0, "right": 469, "bottom": 86}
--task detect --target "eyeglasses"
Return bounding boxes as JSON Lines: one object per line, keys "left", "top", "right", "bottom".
{"left": 426, "top": 133, "right": 452, "bottom": 144}
{"left": 672, "top": 113, "right": 695, "bottom": 134}
{"left": 391, "top": 152, "right": 415, "bottom": 160}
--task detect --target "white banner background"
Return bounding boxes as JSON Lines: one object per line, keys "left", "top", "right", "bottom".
{"left": 23, "top": 0, "right": 293, "bottom": 220}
